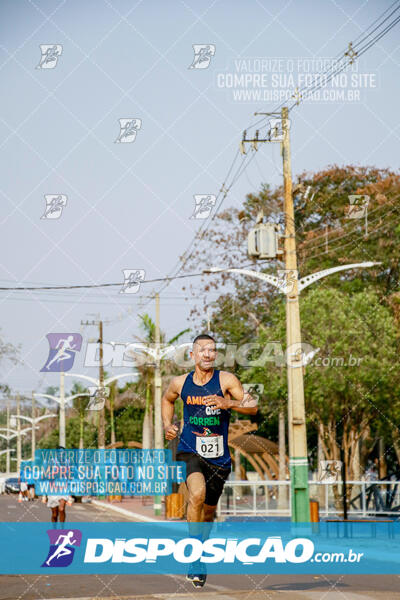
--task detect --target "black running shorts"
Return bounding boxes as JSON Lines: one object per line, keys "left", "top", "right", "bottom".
{"left": 176, "top": 451, "right": 231, "bottom": 506}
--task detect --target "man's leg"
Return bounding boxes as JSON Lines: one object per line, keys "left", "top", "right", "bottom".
{"left": 58, "top": 499, "right": 66, "bottom": 523}
{"left": 203, "top": 503, "right": 217, "bottom": 522}
{"left": 186, "top": 472, "right": 206, "bottom": 522}
{"left": 185, "top": 471, "right": 208, "bottom": 587}
{"left": 201, "top": 504, "right": 217, "bottom": 542}
{"left": 51, "top": 507, "right": 58, "bottom": 523}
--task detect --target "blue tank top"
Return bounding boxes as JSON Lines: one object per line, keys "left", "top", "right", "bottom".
{"left": 177, "top": 369, "right": 231, "bottom": 468}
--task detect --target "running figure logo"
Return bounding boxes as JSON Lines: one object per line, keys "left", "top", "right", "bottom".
{"left": 188, "top": 45, "right": 216, "bottom": 69}
{"left": 190, "top": 195, "right": 216, "bottom": 219}
{"left": 276, "top": 269, "right": 297, "bottom": 295}
{"left": 268, "top": 117, "right": 291, "bottom": 142}
{"left": 40, "top": 333, "right": 83, "bottom": 372}
{"left": 41, "top": 194, "right": 67, "bottom": 220}
{"left": 115, "top": 118, "right": 142, "bottom": 143}
{"left": 346, "top": 195, "right": 369, "bottom": 219}
{"left": 120, "top": 269, "right": 145, "bottom": 294}
{"left": 42, "top": 529, "right": 82, "bottom": 567}
{"left": 192, "top": 427, "right": 219, "bottom": 437}
{"left": 87, "top": 386, "right": 110, "bottom": 411}
{"left": 36, "top": 45, "right": 63, "bottom": 69}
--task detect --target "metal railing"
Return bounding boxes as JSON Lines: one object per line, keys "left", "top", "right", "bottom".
{"left": 217, "top": 479, "right": 400, "bottom": 518}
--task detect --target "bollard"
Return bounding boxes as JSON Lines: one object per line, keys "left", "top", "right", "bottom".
{"left": 165, "top": 493, "right": 185, "bottom": 519}
{"left": 310, "top": 499, "right": 320, "bottom": 522}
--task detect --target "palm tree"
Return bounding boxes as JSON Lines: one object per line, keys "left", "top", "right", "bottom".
{"left": 109, "top": 380, "right": 117, "bottom": 445}
{"left": 133, "top": 314, "right": 189, "bottom": 449}
{"left": 70, "top": 382, "right": 90, "bottom": 449}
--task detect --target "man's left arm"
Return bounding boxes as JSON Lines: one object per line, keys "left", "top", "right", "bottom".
{"left": 204, "top": 373, "right": 258, "bottom": 415}
{"left": 225, "top": 373, "right": 258, "bottom": 415}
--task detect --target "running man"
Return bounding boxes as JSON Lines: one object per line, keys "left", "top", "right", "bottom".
{"left": 46, "top": 335, "right": 77, "bottom": 370}
{"left": 162, "top": 334, "right": 258, "bottom": 587}
{"left": 45, "top": 530, "right": 77, "bottom": 566}
{"left": 48, "top": 495, "right": 70, "bottom": 523}
{"left": 47, "top": 446, "right": 72, "bottom": 522}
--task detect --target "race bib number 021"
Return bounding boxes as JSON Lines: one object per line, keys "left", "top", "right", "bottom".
{"left": 196, "top": 435, "right": 223, "bottom": 458}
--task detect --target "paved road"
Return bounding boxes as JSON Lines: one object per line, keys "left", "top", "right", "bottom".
{"left": 1, "top": 495, "right": 399, "bottom": 600}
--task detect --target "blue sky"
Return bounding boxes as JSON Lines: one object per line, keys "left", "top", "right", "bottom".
{"left": 0, "top": 0, "right": 399, "bottom": 397}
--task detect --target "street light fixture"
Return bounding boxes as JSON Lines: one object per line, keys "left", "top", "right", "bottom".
{"left": 64, "top": 372, "right": 135, "bottom": 449}
{"left": 0, "top": 427, "right": 31, "bottom": 473}
{"left": 13, "top": 414, "right": 56, "bottom": 460}
{"left": 33, "top": 391, "right": 89, "bottom": 448}
{"left": 203, "top": 260, "right": 381, "bottom": 521}
{"left": 125, "top": 341, "right": 175, "bottom": 516}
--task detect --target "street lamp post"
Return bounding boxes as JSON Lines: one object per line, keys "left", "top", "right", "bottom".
{"left": 0, "top": 448, "right": 15, "bottom": 474}
{"left": 13, "top": 412, "right": 57, "bottom": 460}
{"left": 0, "top": 428, "right": 31, "bottom": 473}
{"left": 33, "top": 391, "right": 89, "bottom": 447}
{"left": 64, "top": 372, "right": 135, "bottom": 449}
{"left": 204, "top": 260, "right": 380, "bottom": 521}
{"left": 1, "top": 426, "right": 33, "bottom": 471}
{"left": 126, "top": 341, "right": 175, "bottom": 516}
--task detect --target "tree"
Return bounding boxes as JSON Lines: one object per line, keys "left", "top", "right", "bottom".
{"left": 181, "top": 164, "right": 400, "bottom": 476}
{"left": 70, "top": 382, "right": 90, "bottom": 450}
{"left": 132, "top": 313, "right": 189, "bottom": 449}
{"left": 0, "top": 329, "right": 20, "bottom": 395}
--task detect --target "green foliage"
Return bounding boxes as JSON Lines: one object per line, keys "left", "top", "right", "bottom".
{"left": 38, "top": 417, "right": 97, "bottom": 449}
{"left": 114, "top": 405, "right": 144, "bottom": 444}
{"left": 183, "top": 164, "right": 400, "bottom": 474}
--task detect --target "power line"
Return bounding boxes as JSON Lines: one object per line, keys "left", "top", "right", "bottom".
{"left": 300, "top": 217, "right": 396, "bottom": 264}
{"left": 301, "top": 203, "right": 399, "bottom": 255}
{"left": 14, "top": 5, "right": 394, "bottom": 310}
{"left": 300, "top": 196, "right": 400, "bottom": 249}
{"left": 0, "top": 271, "right": 205, "bottom": 291}
{"left": 0, "top": 261, "right": 270, "bottom": 293}
{"left": 152, "top": 2, "right": 400, "bottom": 302}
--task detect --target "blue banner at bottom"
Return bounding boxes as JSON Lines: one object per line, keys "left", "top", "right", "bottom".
{"left": 1, "top": 521, "right": 400, "bottom": 574}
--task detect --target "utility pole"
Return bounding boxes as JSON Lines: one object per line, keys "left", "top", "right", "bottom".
{"left": 238, "top": 107, "right": 310, "bottom": 520}
{"left": 154, "top": 293, "right": 162, "bottom": 516}
{"left": 16, "top": 395, "right": 21, "bottom": 471}
{"left": 81, "top": 318, "right": 106, "bottom": 449}
{"left": 6, "top": 403, "right": 10, "bottom": 474}
{"left": 281, "top": 106, "right": 310, "bottom": 521}
{"left": 31, "top": 394, "right": 36, "bottom": 460}
{"left": 59, "top": 371, "right": 66, "bottom": 447}
{"left": 278, "top": 409, "right": 286, "bottom": 511}
{"left": 98, "top": 320, "right": 105, "bottom": 449}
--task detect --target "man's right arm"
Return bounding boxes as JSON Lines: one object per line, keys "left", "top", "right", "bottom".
{"left": 161, "top": 377, "right": 180, "bottom": 440}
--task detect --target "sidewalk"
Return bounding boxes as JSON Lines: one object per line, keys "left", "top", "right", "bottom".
{"left": 91, "top": 496, "right": 173, "bottom": 522}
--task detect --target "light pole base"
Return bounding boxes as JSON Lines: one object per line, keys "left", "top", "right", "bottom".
{"left": 154, "top": 495, "right": 162, "bottom": 516}
{"left": 290, "top": 458, "right": 310, "bottom": 522}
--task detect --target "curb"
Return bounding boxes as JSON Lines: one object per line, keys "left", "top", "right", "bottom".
{"left": 91, "top": 499, "right": 167, "bottom": 522}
